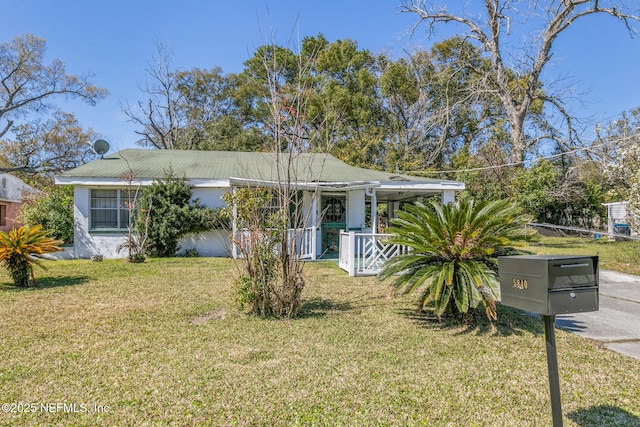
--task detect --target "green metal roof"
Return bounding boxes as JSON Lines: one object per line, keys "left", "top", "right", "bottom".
{"left": 57, "top": 149, "right": 459, "bottom": 185}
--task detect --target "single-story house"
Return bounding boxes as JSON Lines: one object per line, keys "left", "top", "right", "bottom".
{"left": 0, "top": 173, "right": 38, "bottom": 233}
{"left": 55, "top": 149, "right": 465, "bottom": 274}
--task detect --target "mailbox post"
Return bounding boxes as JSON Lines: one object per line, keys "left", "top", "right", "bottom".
{"left": 498, "top": 255, "right": 599, "bottom": 427}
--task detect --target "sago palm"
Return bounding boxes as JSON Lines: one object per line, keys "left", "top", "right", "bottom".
{"left": 0, "top": 225, "right": 63, "bottom": 287}
{"left": 378, "top": 198, "right": 535, "bottom": 320}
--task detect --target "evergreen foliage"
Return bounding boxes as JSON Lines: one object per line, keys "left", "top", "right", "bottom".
{"left": 379, "top": 198, "right": 535, "bottom": 320}
{"left": 0, "top": 225, "right": 62, "bottom": 287}
{"left": 19, "top": 185, "right": 74, "bottom": 244}
{"left": 511, "top": 159, "right": 607, "bottom": 227}
{"left": 137, "top": 168, "right": 227, "bottom": 257}
{"left": 120, "top": 33, "right": 630, "bottom": 231}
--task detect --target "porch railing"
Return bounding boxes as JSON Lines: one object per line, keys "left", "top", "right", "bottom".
{"left": 339, "top": 231, "right": 410, "bottom": 276}
{"left": 233, "top": 226, "right": 316, "bottom": 260}
{"left": 287, "top": 227, "right": 316, "bottom": 260}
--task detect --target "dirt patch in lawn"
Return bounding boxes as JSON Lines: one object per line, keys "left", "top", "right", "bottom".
{"left": 190, "top": 308, "right": 228, "bottom": 325}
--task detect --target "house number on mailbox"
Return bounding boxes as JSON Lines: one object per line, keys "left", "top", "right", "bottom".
{"left": 512, "top": 278, "right": 528, "bottom": 290}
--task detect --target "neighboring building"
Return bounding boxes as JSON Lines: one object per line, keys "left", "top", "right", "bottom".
{"left": 0, "top": 174, "right": 37, "bottom": 233}
{"left": 602, "top": 202, "right": 632, "bottom": 236}
{"left": 55, "top": 149, "right": 465, "bottom": 269}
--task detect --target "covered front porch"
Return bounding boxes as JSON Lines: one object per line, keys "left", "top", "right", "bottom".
{"left": 231, "top": 178, "right": 463, "bottom": 276}
{"left": 338, "top": 231, "right": 410, "bottom": 276}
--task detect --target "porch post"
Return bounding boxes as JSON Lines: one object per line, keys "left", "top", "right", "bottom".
{"left": 231, "top": 185, "right": 238, "bottom": 258}
{"left": 311, "top": 192, "right": 318, "bottom": 260}
{"left": 390, "top": 202, "right": 400, "bottom": 219}
{"left": 370, "top": 189, "right": 377, "bottom": 234}
{"left": 348, "top": 231, "right": 356, "bottom": 276}
{"left": 442, "top": 190, "right": 455, "bottom": 205}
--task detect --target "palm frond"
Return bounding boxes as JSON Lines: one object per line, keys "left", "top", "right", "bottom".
{"left": 378, "top": 197, "right": 534, "bottom": 320}
{"left": 0, "top": 226, "right": 63, "bottom": 287}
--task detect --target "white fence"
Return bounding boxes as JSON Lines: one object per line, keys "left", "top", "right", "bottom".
{"left": 232, "top": 228, "right": 408, "bottom": 276}
{"left": 233, "top": 227, "right": 316, "bottom": 260}
{"left": 287, "top": 227, "right": 316, "bottom": 259}
{"left": 339, "top": 231, "right": 410, "bottom": 276}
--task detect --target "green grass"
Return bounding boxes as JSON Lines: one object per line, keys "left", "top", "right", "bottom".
{"left": 0, "top": 256, "right": 639, "bottom": 426}
{"left": 525, "top": 235, "right": 640, "bottom": 276}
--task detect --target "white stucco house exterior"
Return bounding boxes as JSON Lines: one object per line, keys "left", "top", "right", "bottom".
{"left": 56, "top": 149, "right": 465, "bottom": 274}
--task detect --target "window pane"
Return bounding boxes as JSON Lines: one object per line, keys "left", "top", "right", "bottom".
{"left": 120, "top": 208, "right": 130, "bottom": 228}
{"left": 91, "top": 189, "right": 118, "bottom": 229}
{"left": 119, "top": 190, "right": 136, "bottom": 210}
{"left": 91, "top": 209, "right": 118, "bottom": 229}
{"left": 91, "top": 190, "right": 117, "bottom": 209}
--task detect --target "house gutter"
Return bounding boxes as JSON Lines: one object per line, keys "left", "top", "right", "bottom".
{"left": 228, "top": 177, "right": 380, "bottom": 192}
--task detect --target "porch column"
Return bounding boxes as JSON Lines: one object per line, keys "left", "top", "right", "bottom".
{"left": 348, "top": 231, "right": 356, "bottom": 276}
{"left": 370, "top": 189, "right": 377, "bottom": 234}
{"left": 442, "top": 190, "right": 455, "bottom": 205}
{"left": 311, "top": 192, "right": 318, "bottom": 260}
{"left": 231, "top": 186, "right": 238, "bottom": 258}
{"left": 390, "top": 201, "right": 400, "bottom": 219}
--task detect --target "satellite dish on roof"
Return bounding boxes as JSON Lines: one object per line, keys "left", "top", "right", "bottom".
{"left": 93, "top": 139, "right": 110, "bottom": 158}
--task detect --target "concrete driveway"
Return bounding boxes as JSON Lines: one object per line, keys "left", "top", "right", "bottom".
{"left": 555, "top": 270, "right": 640, "bottom": 361}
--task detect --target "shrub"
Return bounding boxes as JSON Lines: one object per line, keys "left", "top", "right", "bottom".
{"left": 137, "top": 168, "right": 227, "bottom": 257}
{"left": 18, "top": 185, "right": 74, "bottom": 244}
{"left": 183, "top": 248, "right": 200, "bottom": 258}
{"left": 0, "top": 225, "right": 63, "bottom": 287}
{"left": 379, "top": 198, "right": 535, "bottom": 320}
{"left": 117, "top": 173, "right": 150, "bottom": 262}
{"left": 223, "top": 187, "right": 305, "bottom": 318}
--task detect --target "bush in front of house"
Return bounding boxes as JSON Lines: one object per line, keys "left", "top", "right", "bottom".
{"left": 18, "top": 185, "right": 74, "bottom": 244}
{"left": 136, "top": 168, "right": 228, "bottom": 257}
{"left": 0, "top": 225, "right": 62, "bottom": 287}
{"left": 223, "top": 187, "right": 305, "bottom": 318}
{"left": 378, "top": 197, "right": 535, "bottom": 320}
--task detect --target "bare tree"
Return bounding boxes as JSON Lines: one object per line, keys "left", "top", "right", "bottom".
{"left": 122, "top": 42, "right": 183, "bottom": 149}
{"left": 0, "top": 110, "right": 98, "bottom": 181}
{"left": 0, "top": 34, "right": 107, "bottom": 140}
{"left": 225, "top": 31, "right": 331, "bottom": 318}
{"left": 116, "top": 171, "right": 151, "bottom": 263}
{"left": 401, "top": 0, "right": 640, "bottom": 163}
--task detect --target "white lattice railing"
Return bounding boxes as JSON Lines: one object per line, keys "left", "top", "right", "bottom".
{"left": 339, "top": 231, "right": 410, "bottom": 276}
{"left": 233, "top": 227, "right": 316, "bottom": 260}
{"left": 287, "top": 227, "right": 316, "bottom": 259}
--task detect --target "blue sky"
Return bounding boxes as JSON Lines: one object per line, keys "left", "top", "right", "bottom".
{"left": 2, "top": 1, "right": 640, "bottom": 153}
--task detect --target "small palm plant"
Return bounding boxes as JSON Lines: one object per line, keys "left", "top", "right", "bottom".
{"left": 0, "top": 225, "right": 63, "bottom": 287}
{"left": 378, "top": 198, "right": 535, "bottom": 320}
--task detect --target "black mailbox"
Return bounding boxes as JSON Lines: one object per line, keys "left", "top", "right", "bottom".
{"left": 498, "top": 255, "right": 599, "bottom": 315}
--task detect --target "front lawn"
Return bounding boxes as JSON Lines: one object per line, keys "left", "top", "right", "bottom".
{"left": 526, "top": 235, "right": 640, "bottom": 276}
{"left": 1, "top": 258, "right": 638, "bottom": 426}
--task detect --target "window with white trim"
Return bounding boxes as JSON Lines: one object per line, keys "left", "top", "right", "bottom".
{"left": 90, "top": 189, "right": 132, "bottom": 230}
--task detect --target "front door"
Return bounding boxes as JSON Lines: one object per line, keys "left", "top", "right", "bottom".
{"left": 321, "top": 195, "right": 346, "bottom": 256}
